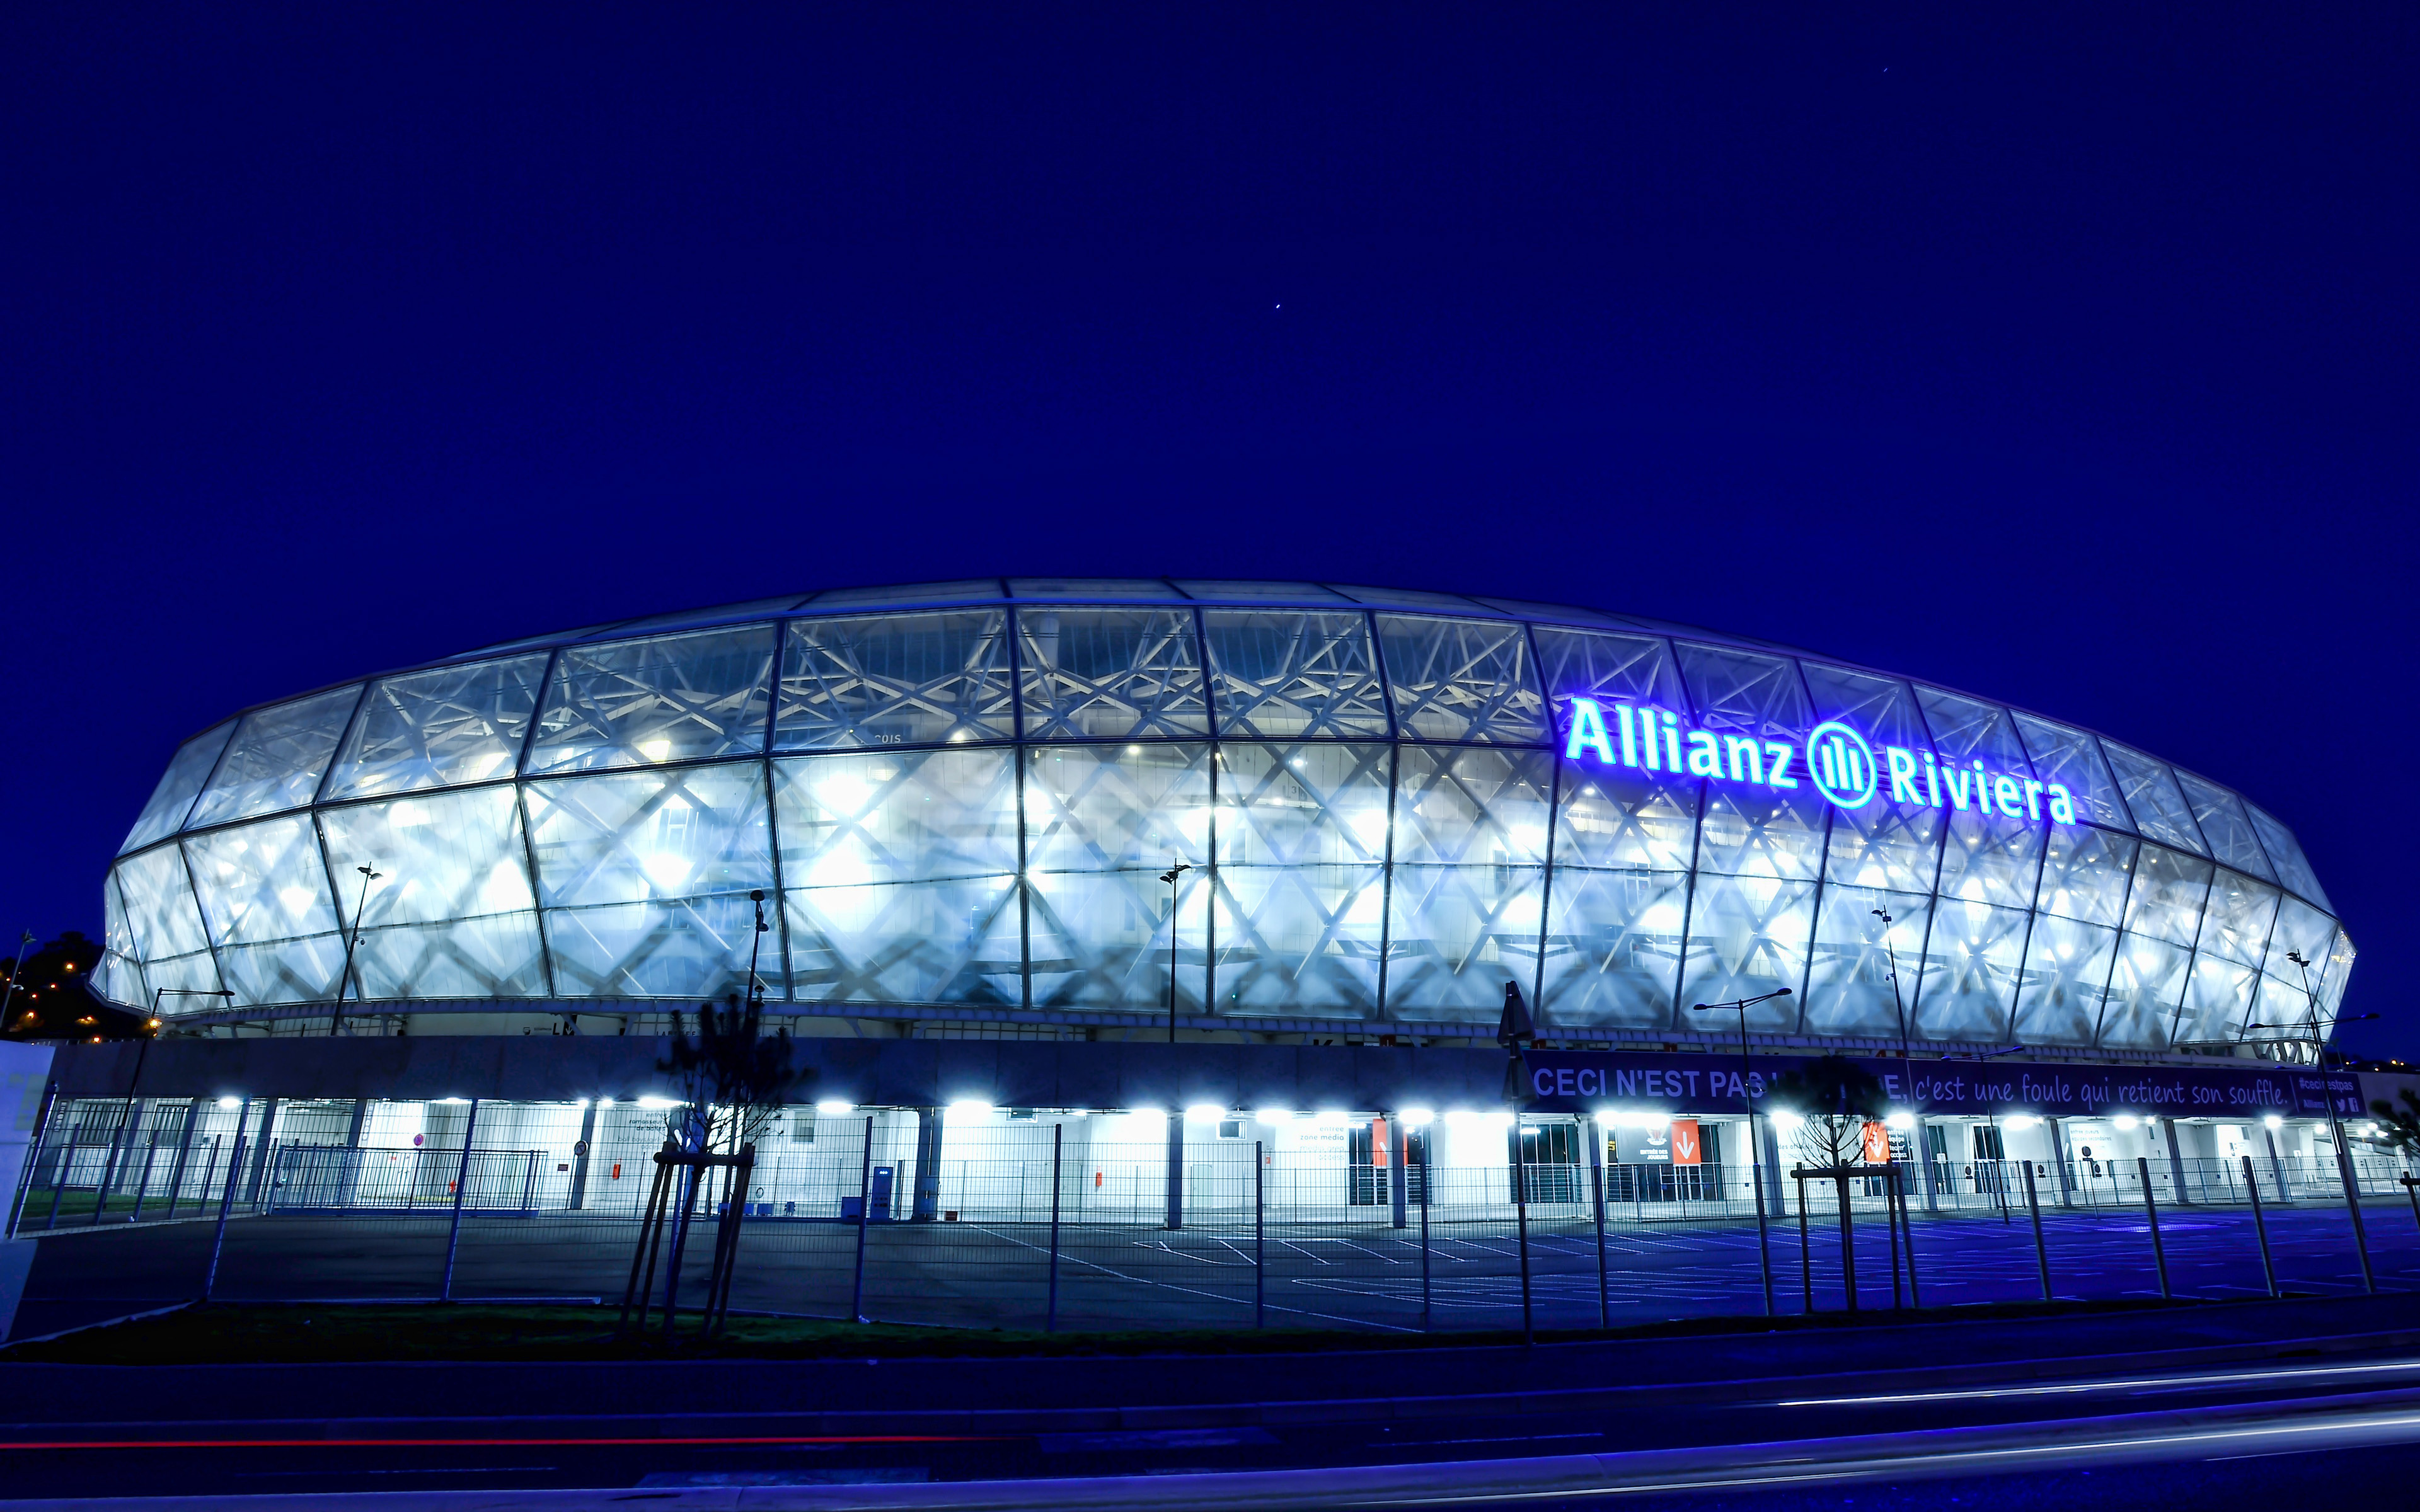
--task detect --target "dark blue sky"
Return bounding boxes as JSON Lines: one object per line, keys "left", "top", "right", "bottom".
{"left": 3, "top": 7, "right": 2411, "bottom": 1048}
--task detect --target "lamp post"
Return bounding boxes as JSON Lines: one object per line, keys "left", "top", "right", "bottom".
{"left": 1691, "top": 985, "right": 1789, "bottom": 1317}
{"left": 1, "top": 929, "right": 33, "bottom": 1031}
{"left": 1872, "top": 907, "right": 1926, "bottom": 1205}
{"left": 1158, "top": 859, "right": 1190, "bottom": 1044}
{"left": 330, "top": 866, "right": 383, "bottom": 1037}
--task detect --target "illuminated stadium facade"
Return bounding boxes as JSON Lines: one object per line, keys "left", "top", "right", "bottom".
{"left": 98, "top": 579, "right": 2353, "bottom": 1060}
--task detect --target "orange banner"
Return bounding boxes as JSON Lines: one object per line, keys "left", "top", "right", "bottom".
{"left": 1669, "top": 1118, "right": 1702, "bottom": 1166}
{"left": 1861, "top": 1121, "right": 1892, "bottom": 1164}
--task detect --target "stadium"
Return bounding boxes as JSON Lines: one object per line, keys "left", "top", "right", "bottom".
{"left": 9, "top": 580, "right": 2383, "bottom": 1332}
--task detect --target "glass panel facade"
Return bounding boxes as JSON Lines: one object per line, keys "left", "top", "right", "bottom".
{"left": 1800, "top": 886, "right": 1928, "bottom": 1041}
{"left": 2175, "top": 773, "right": 2275, "bottom": 882}
{"left": 323, "top": 656, "right": 548, "bottom": 800}
{"left": 97, "top": 583, "right": 2349, "bottom": 1038}
{"left": 1017, "top": 607, "right": 1209, "bottom": 740}
{"left": 2101, "top": 743, "right": 2209, "bottom": 856}
{"left": 121, "top": 721, "right": 236, "bottom": 854}
{"left": 1202, "top": 611, "right": 1390, "bottom": 740}
{"left": 2012, "top": 914, "right": 2118, "bottom": 1048}
{"left": 187, "top": 687, "right": 365, "bottom": 828}
{"left": 774, "top": 610, "right": 1013, "bottom": 751}
{"left": 525, "top": 625, "right": 776, "bottom": 774}
{"left": 2010, "top": 713, "right": 2133, "bottom": 833}
{"left": 774, "top": 748, "right": 1023, "bottom": 1005}
{"left": 1376, "top": 616, "right": 1548, "bottom": 744}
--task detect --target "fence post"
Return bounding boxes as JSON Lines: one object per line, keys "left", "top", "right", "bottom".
{"left": 1894, "top": 1165, "right": 1921, "bottom": 1309}
{"left": 2262, "top": 1124, "right": 2291, "bottom": 1202}
{"left": 1509, "top": 1119, "right": 1533, "bottom": 1344}
{"left": 129, "top": 1124, "right": 165, "bottom": 1223}
{"left": 89, "top": 1097, "right": 136, "bottom": 1227}
{"left": 200, "top": 1099, "right": 251, "bottom": 1302}
{"left": 850, "top": 1114, "right": 874, "bottom": 1324}
{"left": 2333, "top": 1143, "right": 2377, "bottom": 1295}
{"left": 1163, "top": 1109, "right": 1184, "bottom": 1232}
{"left": 1833, "top": 1170, "right": 1857, "bottom": 1313}
{"left": 2022, "top": 1161, "right": 2051, "bottom": 1301}
{"left": 1047, "top": 1124, "right": 1063, "bottom": 1332}
{"left": 438, "top": 1099, "right": 481, "bottom": 1302}
{"left": 44, "top": 1123, "right": 77, "bottom": 1230}
{"left": 2135, "top": 1157, "right": 2172, "bottom": 1299}
{"left": 1883, "top": 1163, "right": 1901, "bottom": 1309}
{"left": 521, "top": 1149, "right": 537, "bottom": 1216}
{"left": 1795, "top": 1175, "right": 1812, "bottom": 1313}
{"left": 2244, "top": 1154, "right": 2279, "bottom": 1297}
{"left": 158, "top": 1101, "right": 202, "bottom": 1223}
{"left": 1587, "top": 1127, "right": 1608, "bottom": 1331}
{"left": 2402, "top": 1175, "right": 2420, "bottom": 1238}
{"left": 1388, "top": 1115, "right": 1408, "bottom": 1231}
{"left": 2162, "top": 1120, "right": 2192, "bottom": 1205}
{"left": 1418, "top": 1144, "right": 1432, "bottom": 1332}
{"left": 1253, "top": 1138, "right": 1265, "bottom": 1330}
{"left": 6, "top": 1080, "right": 58, "bottom": 1240}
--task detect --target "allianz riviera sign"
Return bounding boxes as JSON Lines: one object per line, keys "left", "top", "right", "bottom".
{"left": 1560, "top": 697, "right": 2085, "bottom": 825}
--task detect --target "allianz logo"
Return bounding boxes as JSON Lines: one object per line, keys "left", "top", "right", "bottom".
{"left": 1559, "top": 697, "right": 2082, "bottom": 824}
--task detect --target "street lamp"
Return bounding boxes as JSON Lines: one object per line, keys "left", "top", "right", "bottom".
{"left": 330, "top": 866, "right": 383, "bottom": 1037}
{"left": 1691, "top": 985, "right": 1789, "bottom": 1317}
{"left": 0, "top": 929, "right": 33, "bottom": 1029}
{"left": 1158, "top": 859, "right": 1191, "bottom": 1044}
{"left": 2252, "top": 948, "right": 2379, "bottom": 1293}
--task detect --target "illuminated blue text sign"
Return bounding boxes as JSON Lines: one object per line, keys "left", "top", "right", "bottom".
{"left": 1560, "top": 697, "right": 2080, "bottom": 823}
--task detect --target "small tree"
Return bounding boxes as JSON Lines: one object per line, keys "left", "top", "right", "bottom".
{"left": 2368, "top": 1089, "right": 2420, "bottom": 1159}
{"left": 1768, "top": 1055, "right": 1887, "bottom": 1171}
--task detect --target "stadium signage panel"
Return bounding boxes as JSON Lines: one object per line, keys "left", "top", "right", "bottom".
{"left": 1558, "top": 697, "right": 2081, "bottom": 823}
{"left": 1521, "top": 1050, "right": 2355, "bottom": 1120}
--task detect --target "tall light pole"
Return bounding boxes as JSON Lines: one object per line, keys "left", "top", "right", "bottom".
{"left": 1158, "top": 859, "right": 1190, "bottom": 1044}
{"left": 2257, "top": 950, "right": 2378, "bottom": 1293}
{"left": 331, "top": 865, "right": 383, "bottom": 1037}
{"left": 1692, "top": 985, "right": 1789, "bottom": 1317}
{"left": 0, "top": 929, "right": 33, "bottom": 1031}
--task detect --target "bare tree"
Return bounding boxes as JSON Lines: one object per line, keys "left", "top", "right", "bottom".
{"left": 1768, "top": 1056, "right": 1887, "bottom": 1170}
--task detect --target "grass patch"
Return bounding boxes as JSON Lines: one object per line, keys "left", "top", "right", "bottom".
{"left": 0, "top": 1293, "right": 2223, "bottom": 1367}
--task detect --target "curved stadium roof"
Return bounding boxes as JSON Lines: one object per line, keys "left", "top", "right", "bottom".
{"left": 99, "top": 580, "right": 2351, "bottom": 1057}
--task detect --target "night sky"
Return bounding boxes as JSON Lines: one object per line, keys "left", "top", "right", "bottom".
{"left": 3, "top": 8, "right": 2411, "bottom": 1049}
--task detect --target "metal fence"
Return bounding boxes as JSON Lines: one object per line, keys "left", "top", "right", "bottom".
{"left": 10, "top": 1097, "right": 2419, "bottom": 1337}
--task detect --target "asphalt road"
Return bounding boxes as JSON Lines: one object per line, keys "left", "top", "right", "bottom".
{"left": 12, "top": 1194, "right": 2418, "bottom": 1341}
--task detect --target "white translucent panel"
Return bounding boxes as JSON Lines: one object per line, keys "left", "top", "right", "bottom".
{"left": 2100, "top": 743, "right": 2208, "bottom": 856}
{"left": 1822, "top": 793, "right": 1945, "bottom": 894}
{"left": 773, "top": 610, "right": 1014, "bottom": 751}
{"left": 98, "top": 874, "right": 145, "bottom": 1006}
{"left": 1910, "top": 900, "right": 2027, "bottom": 1043}
{"left": 2245, "top": 803, "right": 2331, "bottom": 910}
{"left": 216, "top": 934, "right": 346, "bottom": 1005}
{"left": 1332, "top": 585, "right": 1501, "bottom": 615}
{"left": 2196, "top": 869, "right": 2280, "bottom": 967}
{"left": 350, "top": 915, "right": 548, "bottom": 1000}
{"left": 1008, "top": 578, "right": 1184, "bottom": 602}
{"left": 775, "top": 749, "right": 1019, "bottom": 888}
{"left": 2012, "top": 914, "right": 2118, "bottom": 1048}
{"left": 524, "top": 625, "right": 776, "bottom": 774}
{"left": 1211, "top": 864, "right": 1384, "bottom": 1016}
{"left": 2265, "top": 896, "right": 2337, "bottom": 980}
{"left": 1017, "top": 607, "right": 1209, "bottom": 740}
{"left": 2032, "top": 824, "right": 2136, "bottom": 926}
{"left": 1799, "top": 886, "right": 1928, "bottom": 1040}
{"left": 2119, "top": 844, "right": 2213, "bottom": 947}
{"left": 804, "top": 580, "right": 1004, "bottom": 611}
{"left": 1381, "top": 863, "right": 1547, "bottom": 1017}
{"left": 1022, "top": 743, "right": 1211, "bottom": 874}
{"left": 1695, "top": 784, "right": 1828, "bottom": 882}
{"left": 114, "top": 844, "right": 213, "bottom": 960}
{"left": 122, "top": 721, "right": 236, "bottom": 854}
{"left": 1170, "top": 580, "right": 1359, "bottom": 605}
{"left": 785, "top": 874, "right": 1023, "bottom": 1005}
{"left": 2249, "top": 970, "right": 2316, "bottom": 1040}
{"left": 141, "top": 949, "right": 224, "bottom": 1004}
{"left": 185, "top": 815, "right": 340, "bottom": 946}
{"left": 1913, "top": 687, "right": 2033, "bottom": 774}
{"left": 2099, "top": 934, "right": 2192, "bottom": 1050}
{"left": 2010, "top": 713, "right": 2133, "bottom": 833}
{"left": 1802, "top": 663, "right": 1930, "bottom": 749}
{"left": 2317, "top": 929, "right": 2356, "bottom": 1020}
{"left": 1537, "top": 868, "right": 1687, "bottom": 1029}
{"left": 186, "top": 686, "right": 365, "bottom": 827}
{"left": 1671, "top": 643, "right": 1810, "bottom": 736}
{"left": 320, "top": 787, "right": 536, "bottom": 928}
{"left": 544, "top": 895, "right": 763, "bottom": 1000}
{"left": 2175, "top": 954, "right": 2259, "bottom": 1046}
{"left": 1553, "top": 767, "right": 1699, "bottom": 873}
{"left": 1390, "top": 747, "right": 1552, "bottom": 867}
{"left": 1674, "top": 874, "right": 1816, "bottom": 1031}
{"left": 322, "top": 656, "right": 550, "bottom": 799}
{"left": 1375, "top": 616, "right": 1548, "bottom": 744}
{"left": 1214, "top": 743, "right": 1393, "bottom": 868}
{"left": 1202, "top": 611, "right": 1390, "bottom": 740}
{"left": 1533, "top": 627, "right": 1688, "bottom": 714}
{"left": 1025, "top": 869, "right": 1207, "bottom": 1011}
{"left": 2174, "top": 773, "right": 2274, "bottom": 882}
{"left": 524, "top": 765, "right": 773, "bottom": 908}
{"left": 1933, "top": 808, "right": 2045, "bottom": 909}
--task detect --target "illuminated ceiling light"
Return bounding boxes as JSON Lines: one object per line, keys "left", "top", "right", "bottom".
{"left": 1396, "top": 1106, "right": 1433, "bottom": 1127}
{"left": 815, "top": 1099, "right": 855, "bottom": 1116}
{"left": 1184, "top": 1104, "right": 1224, "bottom": 1121}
